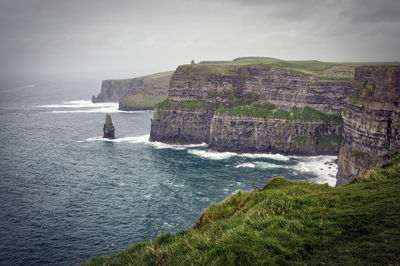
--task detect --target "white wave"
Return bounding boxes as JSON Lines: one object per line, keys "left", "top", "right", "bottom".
{"left": 235, "top": 163, "right": 255, "bottom": 168}
{"left": 188, "top": 149, "right": 237, "bottom": 160}
{"left": 150, "top": 141, "right": 207, "bottom": 150}
{"left": 84, "top": 134, "right": 150, "bottom": 143}
{"left": 239, "top": 153, "right": 290, "bottom": 161}
{"left": 35, "top": 100, "right": 118, "bottom": 109}
{"left": 253, "top": 161, "right": 285, "bottom": 169}
{"left": 291, "top": 156, "right": 337, "bottom": 186}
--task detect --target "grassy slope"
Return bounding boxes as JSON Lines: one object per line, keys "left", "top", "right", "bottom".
{"left": 85, "top": 155, "right": 400, "bottom": 265}
{"left": 121, "top": 71, "right": 173, "bottom": 108}
{"left": 182, "top": 57, "right": 399, "bottom": 82}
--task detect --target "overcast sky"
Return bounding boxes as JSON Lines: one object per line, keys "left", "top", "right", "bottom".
{"left": 0, "top": 0, "right": 399, "bottom": 79}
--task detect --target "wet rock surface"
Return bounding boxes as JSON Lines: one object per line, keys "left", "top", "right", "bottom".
{"left": 336, "top": 66, "right": 400, "bottom": 185}
{"left": 103, "top": 114, "right": 115, "bottom": 139}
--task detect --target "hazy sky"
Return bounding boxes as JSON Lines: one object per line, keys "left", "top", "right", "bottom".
{"left": 1, "top": 0, "right": 399, "bottom": 79}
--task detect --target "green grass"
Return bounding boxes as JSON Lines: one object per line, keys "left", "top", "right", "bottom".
{"left": 85, "top": 154, "right": 400, "bottom": 265}
{"left": 177, "top": 57, "right": 361, "bottom": 81}
{"left": 122, "top": 94, "right": 167, "bottom": 108}
{"left": 346, "top": 81, "right": 378, "bottom": 105}
{"left": 141, "top": 71, "right": 174, "bottom": 88}
{"left": 217, "top": 104, "right": 341, "bottom": 121}
{"left": 179, "top": 99, "right": 206, "bottom": 108}
{"left": 156, "top": 99, "right": 207, "bottom": 110}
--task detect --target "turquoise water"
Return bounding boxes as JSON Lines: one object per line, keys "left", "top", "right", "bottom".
{"left": 0, "top": 79, "right": 337, "bottom": 265}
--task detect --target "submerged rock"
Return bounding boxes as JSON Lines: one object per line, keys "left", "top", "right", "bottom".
{"left": 103, "top": 113, "right": 115, "bottom": 139}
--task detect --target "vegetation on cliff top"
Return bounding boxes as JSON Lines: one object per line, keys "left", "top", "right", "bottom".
{"left": 157, "top": 99, "right": 206, "bottom": 109}
{"left": 122, "top": 93, "right": 167, "bottom": 108}
{"left": 85, "top": 154, "right": 400, "bottom": 265}
{"left": 217, "top": 103, "right": 341, "bottom": 121}
{"left": 175, "top": 57, "right": 359, "bottom": 81}
{"left": 141, "top": 71, "right": 174, "bottom": 88}
{"left": 118, "top": 71, "right": 173, "bottom": 108}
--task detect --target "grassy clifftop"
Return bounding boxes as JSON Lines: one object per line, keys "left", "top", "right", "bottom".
{"left": 85, "top": 154, "right": 400, "bottom": 265}
{"left": 176, "top": 57, "right": 400, "bottom": 82}
{"left": 120, "top": 71, "right": 173, "bottom": 109}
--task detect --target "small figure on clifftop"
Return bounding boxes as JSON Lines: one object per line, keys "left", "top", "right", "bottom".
{"left": 191, "top": 59, "right": 195, "bottom": 65}
{"left": 103, "top": 113, "right": 115, "bottom": 139}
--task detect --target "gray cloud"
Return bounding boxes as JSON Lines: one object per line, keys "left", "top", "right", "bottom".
{"left": 0, "top": 0, "right": 399, "bottom": 80}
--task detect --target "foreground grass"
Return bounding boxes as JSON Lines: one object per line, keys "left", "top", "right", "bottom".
{"left": 85, "top": 155, "right": 400, "bottom": 265}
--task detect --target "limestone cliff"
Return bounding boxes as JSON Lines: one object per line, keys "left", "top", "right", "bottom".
{"left": 336, "top": 66, "right": 400, "bottom": 185}
{"left": 168, "top": 64, "right": 352, "bottom": 114}
{"left": 92, "top": 71, "right": 173, "bottom": 110}
{"left": 150, "top": 58, "right": 352, "bottom": 154}
{"left": 209, "top": 114, "right": 342, "bottom": 155}
{"left": 93, "top": 78, "right": 143, "bottom": 102}
{"left": 150, "top": 100, "right": 215, "bottom": 144}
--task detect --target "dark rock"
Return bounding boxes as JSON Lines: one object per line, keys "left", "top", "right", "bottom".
{"left": 150, "top": 64, "right": 351, "bottom": 155}
{"left": 103, "top": 114, "right": 115, "bottom": 139}
{"left": 336, "top": 66, "right": 400, "bottom": 185}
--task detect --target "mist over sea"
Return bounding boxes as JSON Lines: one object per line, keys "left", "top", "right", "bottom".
{"left": 0, "top": 79, "right": 337, "bottom": 265}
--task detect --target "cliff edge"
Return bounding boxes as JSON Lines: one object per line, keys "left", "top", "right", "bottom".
{"left": 150, "top": 58, "right": 352, "bottom": 155}
{"left": 92, "top": 71, "right": 173, "bottom": 110}
{"left": 336, "top": 65, "right": 400, "bottom": 185}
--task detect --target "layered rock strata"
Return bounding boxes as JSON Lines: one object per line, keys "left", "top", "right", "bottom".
{"left": 150, "top": 64, "right": 351, "bottom": 154}
{"left": 93, "top": 78, "right": 145, "bottom": 103}
{"left": 168, "top": 65, "right": 352, "bottom": 114}
{"left": 209, "top": 114, "right": 343, "bottom": 155}
{"left": 150, "top": 103, "right": 215, "bottom": 144}
{"left": 336, "top": 66, "right": 400, "bottom": 185}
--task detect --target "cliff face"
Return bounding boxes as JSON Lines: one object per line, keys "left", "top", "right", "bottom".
{"left": 150, "top": 102, "right": 215, "bottom": 144}
{"left": 150, "top": 63, "right": 351, "bottom": 155}
{"left": 150, "top": 64, "right": 350, "bottom": 155}
{"left": 168, "top": 65, "right": 352, "bottom": 114}
{"left": 92, "top": 72, "right": 173, "bottom": 109}
{"left": 93, "top": 78, "right": 144, "bottom": 102}
{"left": 209, "top": 114, "right": 342, "bottom": 155}
{"left": 336, "top": 66, "right": 400, "bottom": 185}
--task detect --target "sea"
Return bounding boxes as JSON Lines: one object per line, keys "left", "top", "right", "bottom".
{"left": 0, "top": 77, "right": 337, "bottom": 265}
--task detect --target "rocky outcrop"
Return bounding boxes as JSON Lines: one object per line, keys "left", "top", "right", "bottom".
{"left": 118, "top": 102, "right": 155, "bottom": 111}
{"left": 92, "top": 72, "right": 173, "bottom": 110}
{"left": 168, "top": 64, "right": 352, "bottom": 114}
{"left": 336, "top": 66, "right": 400, "bottom": 185}
{"left": 103, "top": 114, "right": 115, "bottom": 139}
{"left": 209, "top": 114, "right": 343, "bottom": 155}
{"left": 93, "top": 78, "right": 144, "bottom": 103}
{"left": 150, "top": 63, "right": 351, "bottom": 153}
{"left": 150, "top": 102, "right": 215, "bottom": 144}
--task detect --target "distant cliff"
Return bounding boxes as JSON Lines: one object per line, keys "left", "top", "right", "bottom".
{"left": 336, "top": 66, "right": 400, "bottom": 185}
{"left": 150, "top": 58, "right": 353, "bottom": 155}
{"left": 92, "top": 71, "right": 173, "bottom": 110}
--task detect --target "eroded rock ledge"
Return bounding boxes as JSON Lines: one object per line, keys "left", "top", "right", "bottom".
{"left": 336, "top": 66, "right": 400, "bottom": 185}
{"left": 150, "top": 63, "right": 352, "bottom": 155}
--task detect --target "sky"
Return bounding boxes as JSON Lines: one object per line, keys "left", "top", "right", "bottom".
{"left": 0, "top": 0, "right": 399, "bottom": 80}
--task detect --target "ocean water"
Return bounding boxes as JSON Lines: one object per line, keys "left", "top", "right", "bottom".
{"left": 0, "top": 79, "right": 337, "bottom": 265}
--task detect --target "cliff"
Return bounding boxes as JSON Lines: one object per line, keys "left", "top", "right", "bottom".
{"left": 336, "top": 66, "right": 400, "bottom": 185}
{"left": 85, "top": 154, "right": 400, "bottom": 265}
{"left": 150, "top": 58, "right": 352, "bottom": 154}
{"left": 209, "top": 111, "right": 342, "bottom": 155}
{"left": 92, "top": 71, "right": 173, "bottom": 110}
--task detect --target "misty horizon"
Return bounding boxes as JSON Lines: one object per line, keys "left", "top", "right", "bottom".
{"left": 1, "top": 0, "right": 400, "bottom": 82}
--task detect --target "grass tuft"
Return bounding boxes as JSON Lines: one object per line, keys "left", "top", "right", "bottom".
{"left": 217, "top": 104, "right": 341, "bottom": 121}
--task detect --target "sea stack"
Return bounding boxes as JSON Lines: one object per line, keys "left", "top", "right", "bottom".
{"left": 103, "top": 113, "right": 115, "bottom": 139}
